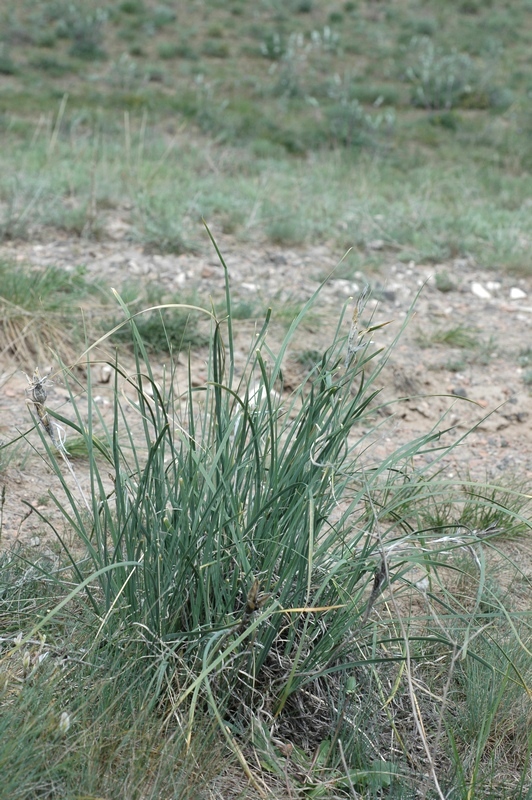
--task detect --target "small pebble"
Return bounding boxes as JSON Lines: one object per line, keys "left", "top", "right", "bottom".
{"left": 471, "top": 282, "right": 491, "bottom": 299}
{"left": 510, "top": 287, "right": 527, "bottom": 300}
{"left": 452, "top": 387, "right": 468, "bottom": 398}
{"left": 99, "top": 365, "right": 112, "bottom": 384}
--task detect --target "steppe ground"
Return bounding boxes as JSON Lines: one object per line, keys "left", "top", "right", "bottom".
{"left": 1, "top": 1, "right": 532, "bottom": 798}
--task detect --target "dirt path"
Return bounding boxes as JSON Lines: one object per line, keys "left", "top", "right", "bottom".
{"left": 1, "top": 232, "right": 532, "bottom": 560}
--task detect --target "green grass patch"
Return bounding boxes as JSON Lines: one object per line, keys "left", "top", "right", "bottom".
{"left": 109, "top": 286, "right": 209, "bottom": 354}
{"left": 0, "top": 0, "right": 529, "bottom": 158}
{"left": 434, "top": 270, "right": 457, "bottom": 292}
{"left": 0, "top": 0, "right": 530, "bottom": 262}
{"left": 522, "top": 369, "right": 532, "bottom": 387}
{"left": 0, "top": 110, "right": 530, "bottom": 265}
{"left": 427, "top": 326, "right": 480, "bottom": 349}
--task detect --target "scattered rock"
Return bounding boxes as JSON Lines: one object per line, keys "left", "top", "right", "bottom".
{"left": 191, "top": 372, "right": 207, "bottom": 387}
{"left": 331, "top": 279, "right": 360, "bottom": 296}
{"left": 510, "top": 287, "right": 527, "bottom": 300}
{"left": 451, "top": 387, "right": 468, "bottom": 398}
{"left": 106, "top": 217, "right": 131, "bottom": 240}
{"left": 501, "top": 411, "right": 529, "bottom": 423}
{"left": 128, "top": 259, "right": 147, "bottom": 275}
{"left": 374, "top": 286, "right": 397, "bottom": 303}
{"left": 268, "top": 253, "right": 287, "bottom": 265}
{"left": 471, "top": 282, "right": 491, "bottom": 299}
{"left": 99, "top": 365, "right": 112, "bottom": 384}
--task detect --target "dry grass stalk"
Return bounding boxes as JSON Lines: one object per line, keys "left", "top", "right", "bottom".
{"left": 0, "top": 297, "right": 79, "bottom": 368}
{"left": 25, "top": 367, "right": 91, "bottom": 514}
{"left": 345, "top": 285, "right": 370, "bottom": 368}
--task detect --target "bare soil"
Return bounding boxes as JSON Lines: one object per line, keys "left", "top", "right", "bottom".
{"left": 1, "top": 231, "right": 532, "bottom": 586}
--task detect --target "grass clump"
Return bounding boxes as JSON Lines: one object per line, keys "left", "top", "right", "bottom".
{"left": 410, "top": 470, "right": 532, "bottom": 542}
{"left": 518, "top": 347, "right": 532, "bottom": 368}
{"left": 459, "top": 478, "right": 532, "bottom": 538}
{"left": 65, "top": 9, "right": 108, "bottom": 61}
{"left": 0, "top": 262, "right": 102, "bottom": 366}
{"left": 0, "top": 46, "right": 18, "bottom": 76}
{"left": 404, "top": 36, "right": 479, "bottom": 110}
{"left": 3, "top": 234, "right": 530, "bottom": 797}
{"left": 264, "top": 215, "right": 308, "bottom": 245}
{"left": 295, "top": 347, "right": 323, "bottom": 372}
{"left": 110, "top": 286, "right": 209, "bottom": 354}
{"left": 434, "top": 270, "right": 457, "bottom": 292}
{"left": 428, "top": 325, "right": 480, "bottom": 349}
{"left": 0, "top": 554, "right": 220, "bottom": 799}
{"left": 119, "top": 0, "right": 145, "bottom": 13}
{"left": 29, "top": 56, "right": 73, "bottom": 77}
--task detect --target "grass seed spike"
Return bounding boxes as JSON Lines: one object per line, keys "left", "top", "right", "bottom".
{"left": 25, "top": 368, "right": 64, "bottom": 451}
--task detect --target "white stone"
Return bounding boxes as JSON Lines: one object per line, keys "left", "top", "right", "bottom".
{"left": 332, "top": 279, "right": 360, "bottom": 295}
{"left": 510, "top": 287, "right": 527, "bottom": 300}
{"left": 471, "top": 282, "right": 491, "bottom": 299}
{"left": 128, "top": 259, "right": 142, "bottom": 275}
{"left": 486, "top": 281, "right": 501, "bottom": 292}
{"left": 99, "top": 365, "right": 112, "bottom": 384}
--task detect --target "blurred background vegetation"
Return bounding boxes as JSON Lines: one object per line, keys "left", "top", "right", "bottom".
{"left": 0, "top": 0, "right": 530, "bottom": 268}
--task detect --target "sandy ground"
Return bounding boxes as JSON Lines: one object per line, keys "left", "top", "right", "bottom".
{"left": 1, "top": 231, "right": 532, "bottom": 591}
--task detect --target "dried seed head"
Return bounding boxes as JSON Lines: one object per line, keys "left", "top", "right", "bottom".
{"left": 345, "top": 285, "right": 370, "bottom": 368}
{"left": 24, "top": 367, "right": 68, "bottom": 452}
{"left": 245, "top": 578, "right": 261, "bottom": 615}
{"left": 32, "top": 382, "right": 47, "bottom": 405}
{"left": 25, "top": 367, "right": 52, "bottom": 405}
{"left": 238, "top": 577, "right": 271, "bottom": 631}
